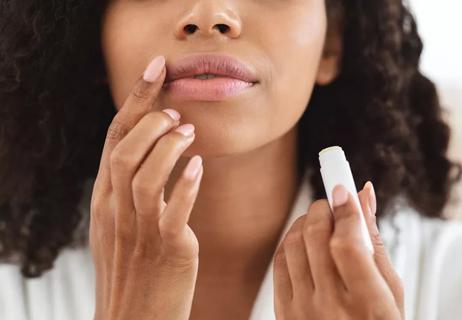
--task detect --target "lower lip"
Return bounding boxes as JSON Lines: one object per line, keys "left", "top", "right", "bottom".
{"left": 162, "top": 77, "right": 256, "bottom": 101}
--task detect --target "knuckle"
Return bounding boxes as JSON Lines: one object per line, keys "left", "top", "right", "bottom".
{"left": 90, "top": 194, "right": 109, "bottom": 223}
{"left": 303, "top": 219, "right": 331, "bottom": 241}
{"left": 152, "top": 110, "right": 176, "bottom": 128}
{"left": 308, "top": 199, "right": 330, "bottom": 213}
{"left": 91, "top": 176, "right": 104, "bottom": 195}
{"left": 293, "top": 214, "right": 306, "bottom": 226}
{"left": 90, "top": 207, "right": 105, "bottom": 227}
{"left": 153, "top": 132, "right": 192, "bottom": 161}
{"left": 370, "top": 229, "right": 384, "bottom": 248}
{"left": 106, "top": 119, "right": 128, "bottom": 141}
{"left": 110, "top": 147, "right": 135, "bottom": 170}
{"left": 369, "top": 212, "right": 378, "bottom": 226}
{"left": 283, "top": 229, "right": 302, "bottom": 247}
{"left": 287, "top": 215, "right": 305, "bottom": 233}
{"left": 329, "top": 236, "right": 364, "bottom": 257}
{"left": 90, "top": 203, "right": 104, "bottom": 223}
{"left": 160, "top": 130, "right": 189, "bottom": 147}
{"left": 132, "top": 175, "right": 161, "bottom": 197}
{"left": 130, "top": 82, "right": 150, "bottom": 103}
{"left": 273, "top": 247, "right": 286, "bottom": 263}
{"left": 90, "top": 193, "right": 103, "bottom": 214}
{"left": 303, "top": 201, "right": 332, "bottom": 239}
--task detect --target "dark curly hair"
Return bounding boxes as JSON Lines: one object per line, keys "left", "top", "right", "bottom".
{"left": 1, "top": 0, "right": 461, "bottom": 278}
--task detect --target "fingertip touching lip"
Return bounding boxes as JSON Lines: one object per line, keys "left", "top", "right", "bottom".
{"left": 165, "top": 53, "right": 259, "bottom": 84}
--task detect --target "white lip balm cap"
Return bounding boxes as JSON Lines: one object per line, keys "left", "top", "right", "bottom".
{"left": 319, "top": 146, "right": 374, "bottom": 254}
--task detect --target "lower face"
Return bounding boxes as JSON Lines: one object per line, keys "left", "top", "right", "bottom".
{"left": 101, "top": 0, "right": 327, "bottom": 157}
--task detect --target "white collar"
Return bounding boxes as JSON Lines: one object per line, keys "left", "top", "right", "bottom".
{"left": 249, "top": 174, "right": 313, "bottom": 320}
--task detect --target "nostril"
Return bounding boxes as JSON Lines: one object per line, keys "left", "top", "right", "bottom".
{"left": 184, "top": 24, "right": 198, "bottom": 34}
{"left": 216, "top": 24, "right": 230, "bottom": 33}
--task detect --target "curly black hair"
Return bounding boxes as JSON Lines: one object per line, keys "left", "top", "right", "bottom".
{"left": 1, "top": 0, "right": 461, "bottom": 278}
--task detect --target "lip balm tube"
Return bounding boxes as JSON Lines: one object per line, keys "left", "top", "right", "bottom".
{"left": 318, "top": 146, "right": 374, "bottom": 254}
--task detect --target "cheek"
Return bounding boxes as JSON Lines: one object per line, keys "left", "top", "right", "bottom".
{"left": 263, "top": 5, "right": 327, "bottom": 135}
{"left": 101, "top": 3, "right": 162, "bottom": 110}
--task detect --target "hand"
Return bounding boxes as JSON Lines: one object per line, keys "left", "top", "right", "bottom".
{"left": 89, "top": 56, "right": 203, "bottom": 320}
{"left": 273, "top": 181, "right": 404, "bottom": 319}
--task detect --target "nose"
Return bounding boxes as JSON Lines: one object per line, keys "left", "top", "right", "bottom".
{"left": 174, "top": 1, "right": 242, "bottom": 39}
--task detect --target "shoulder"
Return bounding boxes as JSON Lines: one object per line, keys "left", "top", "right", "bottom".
{"left": 0, "top": 246, "right": 94, "bottom": 282}
{"left": 390, "top": 205, "right": 462, "bottom": 259}
{"left": 379, "top": 203, "right": 462, "bottom": 320}
{"left": 0, "top": 247, "right": 94, "bottom": 319}
{"left": 417, "top": 213, "right": 462, "bottom": 319}
{"left": 379, "top": 200, "right": 462, "bottom": 259}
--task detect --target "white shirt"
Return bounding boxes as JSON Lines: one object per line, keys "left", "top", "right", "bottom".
{"left": 1, "top": 177, "right": 462, "bottom": 320}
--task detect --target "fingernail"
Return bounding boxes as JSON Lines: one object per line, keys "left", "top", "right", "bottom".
{"left": 175, "top": 124, "right": 195, "bottom": 136}
{"left": 162, "top": 108, "right": 181, "bottom": 121}
{"left": 143, "top": 55, "right": 165, "bottom": 82}
{"left": 332, "top": 184, "right": 348, "bottom": 207}
{"left": 184, "top": 155, "right": 202, "bottom": 179}
{"left": 365, "top": 181, "right": 377, "bottom": 215}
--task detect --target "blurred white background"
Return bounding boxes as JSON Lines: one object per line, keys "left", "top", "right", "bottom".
{"left": 408, "top": 0, "right": 462, "bottom": 218}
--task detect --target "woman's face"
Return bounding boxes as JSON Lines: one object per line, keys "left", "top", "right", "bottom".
{"left": 101, "top": 0, "right": 334, "bottom": 157}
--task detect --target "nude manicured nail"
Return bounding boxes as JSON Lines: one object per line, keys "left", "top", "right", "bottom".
{"left": 184, "top": 155, "right": 202, "bottom": 179}
{"left": 143, "top": 55, "right": 165, "bottom": 82}
{"left": 162, "top": 108, "right": 180, "bottom": 121}
{"left": 175, "top": 124, "right": 195, "bottom": 136}
{"left": 365, "top": 181, "right": 377, "bottom": 215}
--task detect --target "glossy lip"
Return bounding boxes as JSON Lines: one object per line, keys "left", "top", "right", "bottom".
{"left": 162, "top": 53, "right": 259, "bottom": 101}
{"left": 164, "top": 53, "right": 259, "bottom": 84}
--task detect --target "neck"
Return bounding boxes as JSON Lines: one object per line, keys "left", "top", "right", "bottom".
{"left": 166, "top": 125, "right": 302, "bottom": 281}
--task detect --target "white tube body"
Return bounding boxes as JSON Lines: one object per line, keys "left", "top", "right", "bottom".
{"left": 319, "top": 146, "right": 374, "bottom": 254}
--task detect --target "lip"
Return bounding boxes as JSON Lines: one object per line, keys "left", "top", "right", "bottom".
{"left": 162, "top": 53, "right": 259, "bottom": 101}
{"left": 165, "top": 53, "right": 259, "bottom": 83}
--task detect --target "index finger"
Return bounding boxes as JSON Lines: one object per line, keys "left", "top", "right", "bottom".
{"left": 96, "top": 55, "right": 167, "bottom": 192}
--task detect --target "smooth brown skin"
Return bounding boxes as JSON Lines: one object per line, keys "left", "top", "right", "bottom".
{"left": 274, "top": 183, "right": 405, "bottom": 319}
{"left": 92, "top": 0, "right": 403, "bottom": 319}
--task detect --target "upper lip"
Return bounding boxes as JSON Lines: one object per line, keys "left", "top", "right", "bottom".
{"left": 165, "top": 53, "right": 259, "bottom": 84}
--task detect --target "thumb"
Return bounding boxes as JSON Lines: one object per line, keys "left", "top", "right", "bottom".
{"left": 358, "top": 181, "right": 404, "bottom": 312}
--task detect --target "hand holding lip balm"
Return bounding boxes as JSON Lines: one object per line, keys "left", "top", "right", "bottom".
{"left": 319, "top": 146, "right": 374, "bottom": 254}
{"left": 274, "top": 147, "right": 403, "bottom": 320}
